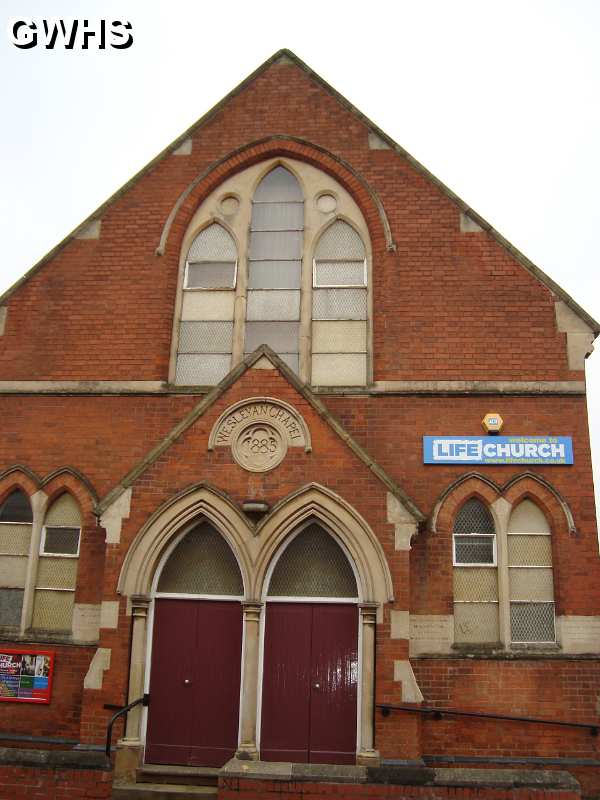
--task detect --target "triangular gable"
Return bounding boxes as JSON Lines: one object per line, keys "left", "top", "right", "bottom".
{"left": 95, "top": 345, "right": 424, "bottom": 522}
{"left": 2, "top": 50, "right": 598, "bottom": 335}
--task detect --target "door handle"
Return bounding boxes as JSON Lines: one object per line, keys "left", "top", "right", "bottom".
{"left": 184, "top": 679, "right": 191, "bottom": 685}
{"left": 313, "top": 683, "right": 320, "bottom": 689}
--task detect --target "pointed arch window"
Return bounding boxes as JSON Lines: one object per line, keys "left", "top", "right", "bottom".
{"left": 0, "top": 490, "right": 33, "bottom": 627}
{"left": 452, "top": 499, "right": 499, "bottom": 645}
{"left": 175, "top": 223, "right": 237, "bottom": 385}
{"left": 508, "top": 500, "right": 555, "bottom": 643}
{"left": 156, "top": 522, "right": 243, "bottom": 596}
{"left": 244, "top": 166, "right": 303, "bottom": 373}
{"left": 268, "top": 523, "right": 358, "bottom": 598}
{"left": 32, "top": 493, "right": 81, "bottom": 632}
{"left": 172, "top": 159, "right": 372, "bottom": 387}
{"left": 311, "top": 220, "right": 367, "bottom": 386}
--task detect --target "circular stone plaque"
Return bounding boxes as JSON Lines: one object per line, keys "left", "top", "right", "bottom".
{"left": 231, "top": 421, "right": 288, "bottom": 473}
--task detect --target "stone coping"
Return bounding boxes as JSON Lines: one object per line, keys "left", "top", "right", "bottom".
{"left": 0, "top": 746, "right": 111, "bottom": 772}
{"left": 220, "top": 759, "right": 579, "bottom": 790}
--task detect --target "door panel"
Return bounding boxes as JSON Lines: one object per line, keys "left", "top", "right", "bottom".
{"left": 189, "top": 601, "right": 243, "bottom": 766}
{"left": 146, "top": 599, "right": 242, "bottom": 767}
{"left": 309, "top": 604, "right": 358, "bottom": 764}
{"left": 261, "top": 602, "right": 358, "bottom": 764}
{"left": 145, "top": 600, "right": 194, "bottom": 764}
{"left": 260, "top": 603, "right": 312, "bottom": 762}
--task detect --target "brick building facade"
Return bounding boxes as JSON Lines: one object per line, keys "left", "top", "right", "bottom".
{"left": 0, "top": 51, "right": 598, "bottom": 799}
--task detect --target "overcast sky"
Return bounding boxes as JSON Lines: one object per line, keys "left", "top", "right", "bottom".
{"left": 1, "top": 0, "right": 599, "bottom": 529}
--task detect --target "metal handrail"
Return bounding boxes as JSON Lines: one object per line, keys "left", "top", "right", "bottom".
{"left": 376, "top": 703, "right": 598, "bottom": 736}
{"left": 105, "top": 695, "right": 149, "bottom": 757}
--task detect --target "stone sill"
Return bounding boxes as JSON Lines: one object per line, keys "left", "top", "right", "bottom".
{"left": 0, "top": 746, "right": 110, "bottom": 772}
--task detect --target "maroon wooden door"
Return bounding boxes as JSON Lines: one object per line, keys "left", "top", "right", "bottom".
{"left": 145, "top": 599, "right": 242, "bottom": 767}
{"left": 261, "top": 603, "right": 358, "bottom": 764}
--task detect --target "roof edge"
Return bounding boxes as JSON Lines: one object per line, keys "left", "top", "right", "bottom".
{"left": 3, "top": 48, "right": 596, "bottom": 335}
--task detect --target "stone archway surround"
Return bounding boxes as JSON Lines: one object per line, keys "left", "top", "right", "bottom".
{"left": 117, "top": 483, "right": 394, "bottom": 768}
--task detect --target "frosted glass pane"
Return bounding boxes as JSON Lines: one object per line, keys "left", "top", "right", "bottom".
{"left": 46, "top": 495, "right": 81, "bottom": 526}
{"left": 0, "top": 524, "right": 32, "bottom": 555}
{"left": 248, "top": 261, "right": 301, "bottom": 289}
{"left": 254, "top": 166, "right": 303, "bottom": 202}
{"left": 268, "top": 524, "right": 357, "bottom": 597}
{"left": 245, "top": 322, "right": 299, "bottom": 352}
{"left": 312, "top": 288, "right": 367, "bottom": 320}
{"left": 186, "top": 262, "right": 236, "bottom": 289}
{"left": 509, "top": 568, "right": 554, "bottom": 601}
{"left": 247, "top": 290, "right": 300, "bottom": 321}
{"left": 276, "top": 353, "right": 299, "bottom": 374}
{"left": 251, "top": 202, "right": 303, "bottom": 231}
{"left": 314, "top": 261, "right": 366, "bottom": 287}
{"left": 32, "top": 590, "right": 74, "bottom": 631}
{"left": 0, "top": 556, "right": 28, "bottom": 588}
{"left": 158, "top": 523, "right": 243, "bottom": 595}
{"left": 454, "top": 603, "right": 499, "bottom": 644}
{"left": 510, "top": 603, "right": 555, "bottom": 643}
{"left": 0, "top": 588, "right": 23, "bottom": 626}
{"left": 249, "top": 231, "right": 303, "bottom": 260}
{"left": 508, "top": 535, "right": 552, "bottom": 567}
{"left": 508, "top": 500, "right": 550, "bottom": 533}
{"left": 315, "top": 220, "right": 365, "bottom": 260}
{"left": 179, "top": 322, "right": 233, "bottom": 354}
{"left": 37, "top": 558, "right": 78, "bottom": 590}
{"left": 453, "top": 567, "right": 498, "bottom": 601}
{"left": 181, "top": 291, "right": 234, "bottom": 321}
{"left": 187, "top": 224, "right": 237, "bottom": 261}
{"left": 311, "top": 354, "right": 366, "bottom": 386}
{"left": 175, "top": 355, "right": 232, "bottom": 385}
{"left": 312, "top": 321, "right": 366, "bottom": 353}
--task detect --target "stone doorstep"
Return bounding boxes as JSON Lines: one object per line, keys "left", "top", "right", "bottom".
{"left": 137, "top": 765, "right": 220, "bottom": 786}
{"left": 220, "top": 759, "right": 580, "bottom": 792}
{"left": 112, "top": 784, "right": 217, "bottom": 799}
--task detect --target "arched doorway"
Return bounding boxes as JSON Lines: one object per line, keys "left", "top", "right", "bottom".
{"left": 145, "top": 521, "right": 244, "bottom": 767}
{"left": 260, "top": 522, "right": 360, "bottom": 764}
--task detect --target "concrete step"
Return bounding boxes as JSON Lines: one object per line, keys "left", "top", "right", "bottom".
{"left": 137, "top": 765, "right": 220, "bottom": 786}
{"left": 113, "top": 783, "right": 217, "bottom": 800}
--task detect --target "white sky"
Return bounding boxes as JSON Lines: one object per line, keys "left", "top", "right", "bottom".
{"left": 0, "top": 0, "right": 599, "bottom": 530}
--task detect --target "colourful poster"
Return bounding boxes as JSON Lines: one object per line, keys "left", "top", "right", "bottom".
{"left": 0, "top": 650, "right": 54, "bottom": 704}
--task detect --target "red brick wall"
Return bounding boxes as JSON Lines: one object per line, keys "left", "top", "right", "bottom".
{"left": 409, "top": 658, "right": 600, "bottom": 761}
{"left": 0, "top": 644, "right": 94, "bottom": 740}
{"left": 0, "top": 61, "right": 583, "bottom": 382}
{"left": 0, "top": 765, "right": 112, "bottom": 800}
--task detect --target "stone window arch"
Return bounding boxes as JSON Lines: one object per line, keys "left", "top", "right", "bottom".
{"left": 169, "top": 158, "right": 372, "bottom": 387}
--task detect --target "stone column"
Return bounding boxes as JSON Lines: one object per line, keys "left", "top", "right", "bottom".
{"left": 124, "top": 595, "right": 151, "bottom": 740}
{"left": 357, "top": 603, "right": 380, "bottom": 765}
{"left": 20, "top": 490, "right": 48, "bottom": 633}
{"left": 236, "top": 601, "right": 263, "bottom": 760}
{"left": 115, "top": 594, "right": 151, "bottom": 782}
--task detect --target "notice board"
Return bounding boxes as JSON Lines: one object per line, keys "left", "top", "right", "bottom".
{"left": 0, "top": 649, "right": 54, "bottom": 703}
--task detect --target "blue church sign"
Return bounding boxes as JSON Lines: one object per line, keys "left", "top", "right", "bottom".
{"left": 423, "top": 436, "right": 573, "bottom": 465}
